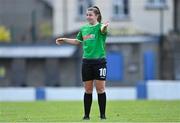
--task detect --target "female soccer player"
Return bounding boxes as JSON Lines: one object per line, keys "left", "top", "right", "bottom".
{"left": 56, "top": 6, "right": 109, "bottom": 120}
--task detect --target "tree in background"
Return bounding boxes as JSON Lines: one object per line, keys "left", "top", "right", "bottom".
{"left": 39, "top": 21, "right": 53, "bottom": 40}
{"left": 0, "top": 25, "right": 11, "bottom": 42}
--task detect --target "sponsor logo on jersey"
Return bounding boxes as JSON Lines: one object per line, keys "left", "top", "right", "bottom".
{"left": 83, "top": 34, "right": 95, "bottom": 40}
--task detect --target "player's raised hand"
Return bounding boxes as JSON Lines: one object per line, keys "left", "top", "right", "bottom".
{"left": 101, "top": 21, "right": 109, "bottom": 33}
{"left": 56, "top": 38, "right": 64, "bottom": 45}
{"left": 104, "top": 21, "right": 109, "bottom": 27}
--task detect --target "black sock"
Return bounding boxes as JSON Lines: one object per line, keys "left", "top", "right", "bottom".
{"left": 98, "top": 92, "right": 106, "bottom": 117}
{"left": 84, "top": 93, "right": 92, "bottom": 117}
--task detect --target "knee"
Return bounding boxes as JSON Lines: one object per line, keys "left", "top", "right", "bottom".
{"left": 96, "top": 87, "right": 105, "bottom": 94}
{"left": 85, "top": 87, "right": 93, "bottom": 94}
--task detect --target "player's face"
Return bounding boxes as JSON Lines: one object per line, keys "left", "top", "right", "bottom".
{"left": 86, "top": 11, "right": 98, "bottom": 25}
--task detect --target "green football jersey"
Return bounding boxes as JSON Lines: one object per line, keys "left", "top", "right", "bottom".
{"left": 76, "top": 23, "right": 107, "bottom": 59}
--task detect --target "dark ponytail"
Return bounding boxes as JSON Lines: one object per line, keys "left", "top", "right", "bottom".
{"left": 88, "top": 6, "right": 102, "bottom": 23}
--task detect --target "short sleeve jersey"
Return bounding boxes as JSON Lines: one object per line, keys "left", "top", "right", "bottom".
{"left": 76, "top": 23, "right": 107, "bottom": 59}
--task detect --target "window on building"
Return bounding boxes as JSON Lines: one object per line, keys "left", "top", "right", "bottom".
{"left": 146, "top": 0, "right": 167, "bottom": 9}
{"left": 11, "top": 59, "right": 26, "bottom": 86}
{"left": 112, "top": 0, "right": 129, "bottom": 20}
{"left": 77, "top": 0, "right": 93, "bottom": 20}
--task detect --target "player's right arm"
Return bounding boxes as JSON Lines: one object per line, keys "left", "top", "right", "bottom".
{"left": 56, "top": 38, "right": 80, "bottom": 45}
{"left": 56, "top": 27, "right": 83, "bottom": 45}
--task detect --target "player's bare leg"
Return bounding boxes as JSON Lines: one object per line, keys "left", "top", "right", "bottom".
{"left": 84, "top": 80, "right": 93, "bottom": 93}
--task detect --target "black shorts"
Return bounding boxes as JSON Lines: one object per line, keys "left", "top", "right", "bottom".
{"left": 82, "top": 58, "right": 107, "bottom": 82}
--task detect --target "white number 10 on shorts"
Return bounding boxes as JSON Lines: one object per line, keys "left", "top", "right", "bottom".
{"left": 99, "top": 68, "right": 106, "bottom": 77}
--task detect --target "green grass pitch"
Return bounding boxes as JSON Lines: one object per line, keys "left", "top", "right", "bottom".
{"left": 0, "top": 100, "right": 180, "bottom": 122}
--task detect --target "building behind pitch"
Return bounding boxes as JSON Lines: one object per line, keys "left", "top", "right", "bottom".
{"left": 0, "top": 0, "right": 178, "bottom": 87}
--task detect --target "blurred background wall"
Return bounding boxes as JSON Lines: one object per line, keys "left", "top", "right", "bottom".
{"left": 0, "top": 0, "right": 180, "bottom": 88}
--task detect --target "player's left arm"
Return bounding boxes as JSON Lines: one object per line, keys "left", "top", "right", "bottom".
{"left": 101, "top": 21, "right": 109, "bottom": 34}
